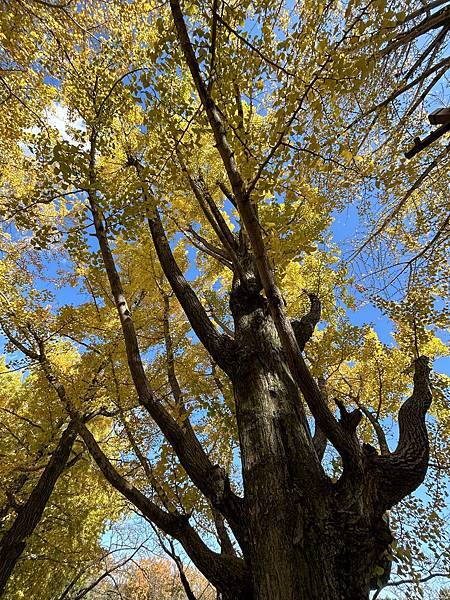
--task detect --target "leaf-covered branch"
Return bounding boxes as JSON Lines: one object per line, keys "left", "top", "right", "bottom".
{"left": 169, "top": 0, "right": 358, "bottom": 466}
{"left": 86, "top": 145, "right": 244, "bottom": 542}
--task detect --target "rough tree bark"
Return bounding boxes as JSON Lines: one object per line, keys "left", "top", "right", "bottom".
{"left": 144, "top": 189, "right": 431, "bottom": 599}
{"left": 224, "top": 266, "right": 431, "bottom": 600}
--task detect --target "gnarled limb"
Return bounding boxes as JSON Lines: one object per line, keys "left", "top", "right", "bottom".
{"left": 372, "top": 356, "right": 432, "bottom": 511}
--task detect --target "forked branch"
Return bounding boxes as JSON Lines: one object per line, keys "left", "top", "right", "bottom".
{"left": 86, "top": 134, "right": 244, "bottom": 539}
{"left": 169, "top": 0, "right": 358, "bottom": 465}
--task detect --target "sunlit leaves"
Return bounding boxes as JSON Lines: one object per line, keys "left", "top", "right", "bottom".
{"left": 0, "top": 0, "right": 449, "bottom": 595}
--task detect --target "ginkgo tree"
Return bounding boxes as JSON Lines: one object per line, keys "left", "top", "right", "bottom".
{"left": 0, "top": 0, "right": 449, "bottom": 599}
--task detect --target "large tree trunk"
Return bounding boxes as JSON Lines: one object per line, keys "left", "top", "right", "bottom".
{"left": 148, "top": 3, "right": 434, "bottom": 598}
{"left": 229, "top": 280, "right": 392, "bottom": 600}
{"left": 81, "top": 197, "right": 429, "bottom": 600}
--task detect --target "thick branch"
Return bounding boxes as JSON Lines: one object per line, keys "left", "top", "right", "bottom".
{"left": 77, "top": 421, "right": 250, "bottom": 596}
{"left": 372, "top": 357, "right": 432, "bottom": 511}
{"left": 385, "top": 5, "right": 450, "bottom": 55}
{"left": 147, "top": 208, "right": 236, "bottom": 374}
{"left": 404, "top": 1, "right": 449, "bottom": 24}
{"left": 169, "top": 0, "right": 357, "bottom": 464}
{"left": 212, "top": 506, "right": 236, "bottom": 556}
{"left": 128, "top": 157, "right": 236, "bottom": 363}
{"left": 404, "top": 121, "right": 450, "bottom": 159}
{"left": 85, "top": 160, "right": 243, "bottom": 541}
{"left": 169, "top": 0, "right": 247, "bottom": 209}
{"left": 1, "top": 315, "right": 246, "bottom": 588}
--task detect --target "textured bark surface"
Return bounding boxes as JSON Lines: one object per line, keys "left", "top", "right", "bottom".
{"left": 0, "top": 3, "right": 436, "bottom": 595}
{"left": 1, "top": 194, "right": 430, "bottom": 597}
{"left": 227, "top": 279, "right": 398, "bottom": 600}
